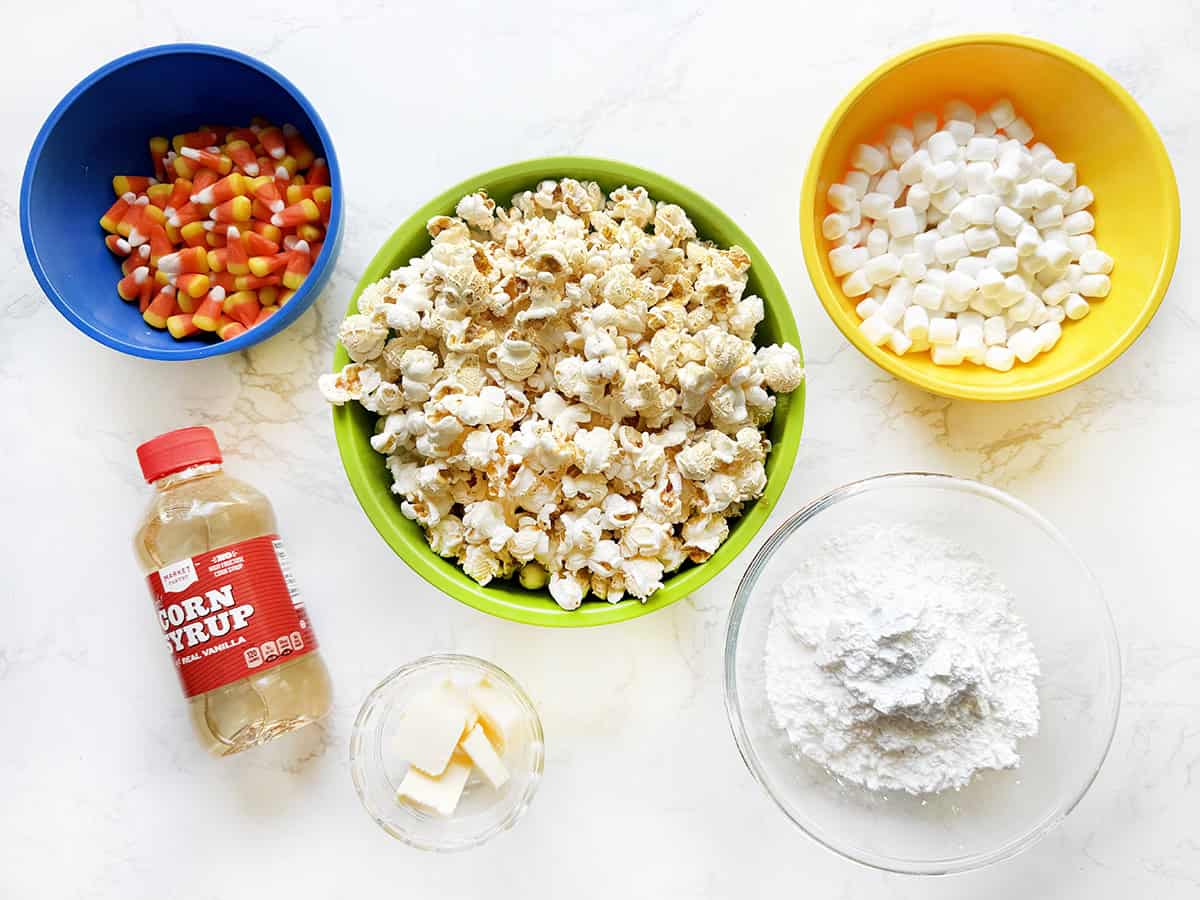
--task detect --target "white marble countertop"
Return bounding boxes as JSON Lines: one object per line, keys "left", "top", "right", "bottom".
{"left": 2, "top": 1, "right": 1197, "bottom": 896}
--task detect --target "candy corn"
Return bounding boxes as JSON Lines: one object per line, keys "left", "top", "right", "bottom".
{"left": 101, "top": 118, "right": 329, "bottom": 343}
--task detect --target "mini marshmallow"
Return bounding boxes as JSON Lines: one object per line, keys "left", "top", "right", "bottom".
{"left": 967, "top": 194, "right": 1000, "bottom": 225}
{"left": 889, "top": 235, "right": 916, "bottom": 258}
{"left": 886, "top": 206, "right": 920, "bottom": 238}
{"left": 822, "top": 212, "right": 851, "bottom": 240}
{"left": 863, "top": 253, "right": 902, "bottom": 285}
{"left": 1080, "top": 249, "right": 1114, "bottom": 275}
{"left": 827, "top": 183, "right": 858, "bottom": 211}
{"left": 988, "top": 98, "right": 1016, "bottom": 128}
{"left": 1033, "top": 205, "right": 1064, "bottom": 229}
{"left": 900, "top": 252, "right": 927, "bottom": 280}
{"left": 1015, "top": 224, "right": 1041, "bottom": 257}
{"left": 1065, "top": 185, "right": 1094, "bottom": 215}
{"left": 876, "top": 170, "right": 904, "bottom": 200}
{"left": 867, "top": 228, "right": 890, "bottom": 257}
{"left": 1064, "top": 210, "right": 1095, "bottom": 235}
{"left": 1042, "top": 280, "right": 1072, "bottom": 305}
{"left": 898, "top": 149, "right": 931, "bottom": 185}
{"left": 1010, "top": 181, "right": 1038, "bottom": 210}
{"left": 1063, "top": 293, "right": 1090, "bottom": 319}
{"left": 954, "top": 256, "right": 988, "bottom": 277}
{"left": 943, "top": 99, "right": 976, "bottom": 123}
{"left": 914, "top": 231, "right": 940, "bottom": 264}
{"left": 1029, "top": 142, "right": 1055, "bottom": 165}
{"left": 836, "top": 227, "right": 864, "bottom": 248}
{"left": 937, "top": 216, "right": 964, "bottom": 238}
{"left": 1045, "top": 304, "right": 1066, "bottom": 323}
{"left": 860, "top": 315, "right": 892, "bottom": 345}
{"left": 845, "top": 170, "right": 870, "bottom": 199}
{"left": 1041, "top": 159, "right": 1075, "bottom": 186}
{"left": 987, "top": 246, "right": 1019, "bottom": 274}
{"left": 965, "top": 136, "right": 999, "bottom": 162}
{"left": 978, "top": 266, "right": 1005, "bottom": 297}
{"left": 931, "top": 187, "right": 963, "bottom": 215}
{"left": 1038, "top": 239, "right": 1073, "bottom": 269}
{"left": 1001, "top": 274, "right": 1028, "bottom": 305}
{"left": 890, "top": 137, "right": 915, "bottom": 165}
{"left": 855, "top": 297, "right": 880, "bottom": 319}
{"left": 913, "top": 111, "right": 939, "bottom": 144}
{"left": 965, "top": 226, "right": 1001, "bottom": 252}
{"left": 928, "top": 316, "right": 958, "bottom": 345}
{"left": 842, "top": 270, "right": 872, "bottom": 297}
{"left": 994, "top": 205, "right": 1025, "bottom": 237}
{"left": 983, "top": 316, "right": 1008, "bottom": 346}
{"left": 1005, "top": 117, "right": 1034, "bottom": 144}
{"left": 934, "top": 234, "right": 970, "bottom": 264}
{"left": 947, "top": 119, "right": 975, "bottom": 145}
{"left": 902, "top": 305, "right": 930, "bottom": 340}
{"left": 970, "top": 293, "right": 1003, "bottom": 317}
{"left": 906, "top": 183, "right": 932, "bottom": 212}
{"left": 1068, "top": 234, "right": 1097, "bottom": 260}
{"left": 927, "top": 131, "right": 959, "bottom": 164}
{"left": 1008, "top": 327, "right": 1041, "bottom": 362}
{"left": 965, "top": 161, "right": 993, "bottom": 194}
{"left": 975, "top": 111, "right": 997, "bottom": 137}
{"left": 913, "top": 281, "right": 944, "bottom": 310}
{"left": 931, "top": 344, "right": 965, "bottom": 366}
{"left": 984, "top": 345, "right": 1016, "bottom": 371}
{"left": 1005, "top": 292, "right": 1036, "bottom": 323}
{"left": 877, "top": 295, "right": 907, "bottom": 327}
{"left": 829, "top": 245, "right": 870, "bottom": 277}
{"left": 887, "top": 329, "right": 913, "bottom": 355}
{"left": 851, "top": 144, "right": 886, "bottom": 175}
{"left": 1036, "top": 320, "right": 1062, "bottom": 352}
{"left": 1077, "top": 273, "right": 1111, "bottom": 298}
{"left": 861, "top": 192, "right": 894, "bottom": 220}
{"left": 945, "top": 270, "right": 978, "bottom": 301}
{"left": 922, "top": 159, "right": 959, "bottom": 192}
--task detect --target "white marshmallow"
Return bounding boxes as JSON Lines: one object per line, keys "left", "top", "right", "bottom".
{"left": 913, "top": 111, "right": 939, "bottom": 144}
{"left": 1042, "top": 280, "right": 1072, "bottom": 305}
{"left": 1065, "top": 185, "right": 1094, "bottom": 214}
{"left": 1077, "top": 273, "right": 1111, "bottom": 298}
{"left": 855, "top": 297, "right": 880, "bottom": 320}
{"left": 965, "top": 161, "right": 993, "bottom": 194}
{"left": 1015, "top": 224, "right": 1041, "bottom": 257}
{"left": 1068, "top": 234, "right": 1097, "bottom": 260}
{"left": 861, "top": 192, "right": 894, "bottom": 220}
{"left": 886, "top": 206, "right": 919, "bottom": 237}
{"left": 914, "top": 231, "right": 940, "bottom": 264}
{"left": 965, "top": 226, "right": 1001, "bottom": 252}
{"left": 890, "top": 137, "right": 915, "bottom": 166}
{"left": 900, "top": 252, "right": 927, "bottom": 281}
{"left": 876, "top": 170, "right": 903, "bottom": 200}
{"left": 927, "top": 131, "right": 958, "bottom": 163}
{"left": 1005, "top": 117, "right": 1034, "bottom": 144}
{"left": 947, "top": 119, "right": 975, "bottom": 145}
{"left": 836, "top": 227, "right": 864, "bottom": 248}
{"left": 1036, "top": 320, "right": 1062, "bottom": 352}
{"left": 977, "top": 266, "right": 1005, "bottom": 298}
{"left": 928, "top": 316, "right": 958, "bottom": 345}
{"left": 945, "top": 270, "right": 978, "bottom": 301}
{"left": 983, "top": 316, "right": 1008, "bottom": 346}
{"left": 1063, "top": 293, "right": 1091, "bottom": 319}
{"left": 822, "top": 212, "right": 851, "bottom": 240}
{"left": 829, "top": 245, "right": 869, "bottom": 277}
{"left": 867, "top": 228, "right": 890, "bottom": 257}
{"left": 842, "top": 270, "right": 872, "bottom": 297}
{"left": 931, "top": 344, "right": 965, "bottom": 366}
{"left": 934, "top": 234, "right": 970, "bottom": 264}
{"left": 975, "top": 111, "right": 997, "bottom": 136}
{"left": 967, "top": 193, "right": 1000, "bottom": 225}
{"left": 906, "top": 183, "right": 931, "bottom": 212}
{"left": 1033, "top": 205, "right": 1064, "bottom": 229}
{"left": 1080, "top": 249, "right": 1114, "bottom": 275}
{"left": 827, "top": 183, "right": 858, "bottom": 211}
{"left": 1041, "top": 159, "right": 1075, "bottom": 186}
{"left": 931, "top": 187, "right": 963, "bottom": 215}
{"left": 902, "top": 304, "right": 930, "bottom": 340}
{"left": 1007, "top": 327, "right": 1041, "bottom": 362}
{"left": 859, "top": 315, "right": 892, "bottom": 345}
{"left": 863, "top": 253, "right": 902, "bottom": 285}
{"left": 898, "top": 149, "right": 931, "bottom": 185}
{"left": 851, "top": 144, "right": 887, "bottom": 175}
{"left": 984, "top": 345, "right": 1016, "bottom": 371}
{"left": 845, "top": 170, "right": 870, "bottom": 199}
{"left": 987, "top": 98, "right": 1016, "bottom": 128}
{"left": 1064, "top": 210, "right": 1095, "bottom": 235}
{"left": 987, "top": 246, "right": 1019, "bottom": 274}
{"left": 887, "top": 329, "right": 913, "bottom": 355}
{"left": 965, "top": 136, "right": 999, "bottom": 162}
{"left": 922, "top": 159, "right": 959, "bottom": 192}
{"left": 913, "top": 281, "right": 944, "bottom": 310}
{"left": 994, "top": 205, "right": 1025, "bottom": 237}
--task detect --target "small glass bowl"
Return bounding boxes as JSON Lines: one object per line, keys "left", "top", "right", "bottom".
{"left": 724, "top": 473, "right": 1121, "bottom": 875}
{"left": 350, "top": 654, "right": 544, "bottom": 851}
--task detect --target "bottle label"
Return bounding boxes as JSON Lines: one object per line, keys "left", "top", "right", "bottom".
{"left": 145, "top": 535, "right": 318, "bottom": 698}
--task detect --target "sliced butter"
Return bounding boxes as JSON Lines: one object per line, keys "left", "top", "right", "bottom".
{"left": 392, "top": 682, "right": 475, "bottom": 776}
{"left": 460, "top": 724, "right": 510, "bottom": 789}
{"left": 467, "top": 680, "right": 524, "bottom": 753}
{"left": 397, "top": 759, "right": 472, "bottom": 816}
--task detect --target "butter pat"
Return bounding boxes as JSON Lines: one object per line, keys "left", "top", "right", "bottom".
{"left": 397, "top": 759, "right": 472, "bottom": 816}
{"left": 460, "top": 724, "right": 510, "bottom": 789}
{"left": 468, "top": 680, "right": 525, "bottom": 752}
{"left": 392, "top": 683, "right": 475, "bottom": 776}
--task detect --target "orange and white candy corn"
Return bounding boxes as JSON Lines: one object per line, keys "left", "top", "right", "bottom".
{"left": 224, "top": 290, "right": 261, "bottom": 327}
{"left": 100, "top": 192, "right": 136, "bottom": 233}
{"left": 209, "top": 195, "right": 251, "bottom": 223}
{"left": 306, "top": 157, "right": 329, "bottom": 187}
{"left": 112, "top": 175, "right": 156, "bottom": 196}
{"left": 143, "top": 284, "right": 179, "bottom": 329}
{"left": 191, "top": 172, "right": 245, "bottom": 206}
{"left": 105, "top": 234, "right": 131, "bottom": 256}
{"left": 167, "top": 313, "right": 200, "bottom": 339}
{"left": 192, "top": 286, "right": 227, "bottom": 331}
{"left": 157, "top": 246, "right": 209, "bottom": 275}
{"left": 118, "top": 265, "right": 151, "bottom": 301}
{"left": 258, "top": 126, "right": 286, "bottom": 160}
{"left": 224, "top": 140, "right": 260, "bottom": 177}
{"left": 282, "top": 124, "right": 314, "bottom": 170}
{"left": 176, "top": 272, "right": 211, "bottom": 300}
{"left": 172, "top": 130, "right": 219, "bottom": 153}
{"left": 282, "top": 240, "right": 311, "bottom": 290}
{"left": 149, "top": 136, "right": 170, "bottom": 181}
{"left": 271, "top": 199, "right": 319, "bottom": 229}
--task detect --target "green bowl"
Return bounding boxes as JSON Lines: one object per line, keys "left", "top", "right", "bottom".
{"left": 332, "top": 157, "right": 805, "bottom": 627}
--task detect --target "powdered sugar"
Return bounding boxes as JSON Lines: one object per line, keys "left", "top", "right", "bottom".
{"left": 764, "top": 522, "right": 1040, "bottom": 794}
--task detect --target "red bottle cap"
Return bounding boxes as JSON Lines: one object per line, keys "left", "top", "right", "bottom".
{"left": 136, "top": 426, "right": 223, "bottom": 483}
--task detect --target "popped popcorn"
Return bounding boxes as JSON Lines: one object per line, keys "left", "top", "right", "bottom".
{"left": 321, "top": 181, "right": 804, "bottom": 609}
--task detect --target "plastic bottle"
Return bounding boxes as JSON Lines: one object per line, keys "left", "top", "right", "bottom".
{"left": 133, "top": 426, "right": 332, "bottom": 755}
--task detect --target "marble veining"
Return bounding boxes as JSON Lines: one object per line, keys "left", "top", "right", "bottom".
{"left": 1, "top": 1, "right": 1197, "bottom": 897}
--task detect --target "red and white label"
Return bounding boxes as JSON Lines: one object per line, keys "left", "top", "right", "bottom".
{"left": 146, "top": 535, "right": 317, "bottom": 698}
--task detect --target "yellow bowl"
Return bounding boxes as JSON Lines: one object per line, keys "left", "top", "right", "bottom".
{"left": 800, "top": 34, "right": 1180, "bottom": 401}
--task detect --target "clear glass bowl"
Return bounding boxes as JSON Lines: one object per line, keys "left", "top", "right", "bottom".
{"left": 724, "top": 473, "right": 1121, "bottom": 875}
{"left": 350, "top": 654, "right": 544, "bottom": 851}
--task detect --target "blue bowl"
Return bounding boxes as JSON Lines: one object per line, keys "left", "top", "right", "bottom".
{"left": 20, "top": 43, "right": 343, "bottom": 360}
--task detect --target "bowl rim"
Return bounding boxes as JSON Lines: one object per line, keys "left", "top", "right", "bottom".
{"left": 723, "top": 471, "right": 1123, "bottom": 875}
{"left": 348, "top": 653, "right": 544, "bottom": 852}
{"left": 331, "top": 155, "right": 805, "bottom": 627}
{"left": 19, "top": 42, "right": 344, "bottom": 361}
{"left": 799, "top": 32, "right": 1181, "bottom": 402}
